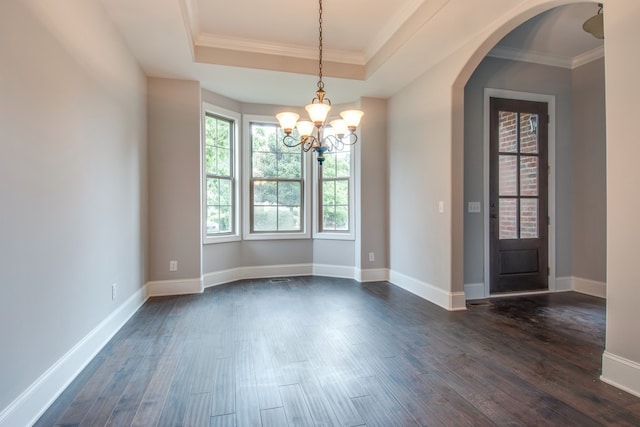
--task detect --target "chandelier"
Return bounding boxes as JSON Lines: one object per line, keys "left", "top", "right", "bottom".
{"left": 276, "top": 0, "right": 364, "bottom": 165}
{"left": 582, "top": 3, "right": 604, "bottom": 39}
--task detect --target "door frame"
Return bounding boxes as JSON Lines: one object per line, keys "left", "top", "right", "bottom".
{"left": 482, "top": 88, "right": 557, "bottom": 298}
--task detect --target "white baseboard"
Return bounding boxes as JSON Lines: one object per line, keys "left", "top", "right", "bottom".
{"left": 204, "top": 264, "right": 314, "bottom": 288}
{"left": 357, "top": 268, "right": 390, "bottom": 283}
{"left": 601, "top": 351, "right": 640, "bottom": 398}
{"left": 147, "top": 277, "right": 203, "bottom": 296}
{"left": 389, "top": 270, "right": 467, "bottom": 311}
{"left": 202, "top": 264, "right": 388, "bottom": 289}
{"left": 464, "top": 282, "right": 485, "bottom": 300}
{"left": 0, "top": 285, "right": 148, "bottom": 427}
{"left": 573, "top": 276, "right": 606, "bottom": 298}
{"left": 553, "top": 276, "right": 606, "bottom": 298}
{"left": 313, "top": 263, "right": 356, "bottom": 279}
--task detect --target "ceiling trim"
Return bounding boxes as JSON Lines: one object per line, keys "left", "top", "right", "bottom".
{"left": 196, "top": 33, "right": 365, "bottom": 66}
{"left": 572, "top": 45, "right": 605, "bottom": 68}
{"left": 487, "top": 44, "right": 604, "bottom": 70}
{"left": 488, "top": 45, "right": 573, "bottom": 68}
{"left": 194, "top": 45, "right": 365, "bottom": 80}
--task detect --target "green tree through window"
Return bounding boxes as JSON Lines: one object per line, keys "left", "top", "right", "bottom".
{"left": 205, "top": 113, "right": 234, "bottom": 235}
{"left": 250, "top": 122, "right": 303, "bottom": 232}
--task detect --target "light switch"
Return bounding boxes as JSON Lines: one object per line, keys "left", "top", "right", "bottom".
{"left": 438, "top": 201, "right": 445, "bottom": 214}
{"left": 468, "top": 201, "right": 481, "bottom": 213}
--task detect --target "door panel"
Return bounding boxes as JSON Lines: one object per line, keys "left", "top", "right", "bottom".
{"left": 490, "top": 97, "right": 548, "bottom": 294}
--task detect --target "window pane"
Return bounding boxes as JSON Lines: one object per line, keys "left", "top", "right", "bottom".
{"left": 520, "top": 156, "right": 538, "bottom": 196}
{"left": 253, "top": 153, "right": 278, "bottom": 178}
{"left": 205, "top": 116, "right": 217, "bottom": 145}
{"left": 499, "top": 155, "right": 517, "bottom": 196}
{"left": 219, "top": 206, "right": 231, "bottom": 233}
{"left": 323, "top": 206, "right": 336, "bottom": 230}
{"left": 251, "top": 124, "right": 277, "bottom": 152}
{"left": 500, "top": 198, "right": 518, "bottom": 239}
{"left": 206, "top": 206, "right": 219, "bottom": 234}
{"left": 216, "top": 147, "right": 231, "bottom": 176}
{"left": 520, "top": 199, "right": 538, "bottom": 239}
{"left": 207, "top": 178, "right": 219, "bottom": 205}
{"left": 253, "top": 206, "right": 277, "bottom": 231}
{"left": 520, "top": 113, "right": 538, "bottom": 154}
{"left": 219, "top": 178, "right": 232, "bottom": 205}
{"left": 322, "top": 155, "right": 337, "bottom": 178}
{"left": 322, "top": 180, "right": 335, "bottom": 206}
{"left": 253, "top": 181, "right": 277, "bottom": 205}
{"left": 205, "top": 146, "right": 216, "bottom": 175}
{"left": 279, "top": 181, "right": 301, "bottom": 206}
{"left": 334, "top": 206, "right": 349, "bottom": 230}
{"left": 278, "top": 154, "right": 302, "bottom": 178}
{"left": 216, "top": 120, "right": 231, "bottom": 149}
{"left": 335, "top": 180, "right": 349, "bottom": 206}
{"left": 278, "top": 206, "right": 300, "bottom": 231}
{"left": 336, "top": 152, "right": 350, "bottom": 178}
{"left": 499, "top": 111, "right": 517, "bottom": 153}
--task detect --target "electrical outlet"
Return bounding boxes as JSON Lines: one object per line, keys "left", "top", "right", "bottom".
{"left": 368, "top": 252, "right": 375, "bottom": 262}
{"left": 169, "top": 260, "right": 178, "bottom": 272}
{"left": 111, "top": 283, "right": 117, "bottom": 300}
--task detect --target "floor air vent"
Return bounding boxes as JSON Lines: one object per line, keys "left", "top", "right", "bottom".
{"left": 270, "top": 278, "right": 291, "bottom": 283}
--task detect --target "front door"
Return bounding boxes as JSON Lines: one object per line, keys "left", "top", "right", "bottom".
{"left": 490, "top": 97, "right": 548, "bottom": 294}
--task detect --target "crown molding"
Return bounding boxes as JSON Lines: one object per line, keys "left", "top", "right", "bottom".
{"left": 572, "top": 45, "right": 605, "bottom": 68}
{"left": 196, "top": 33, "right": 366, "bottom": 66}
{"left": 488, "top": 45, "right": 572, "bottom": 68}
{"left": 488, "top": 44, "right": 604, "bottom": 70}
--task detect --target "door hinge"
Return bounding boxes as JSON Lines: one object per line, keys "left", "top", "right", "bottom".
{"left": 547, "top": 267, "right": 550, "bottom": 276}
{"left": 548, "top": 216, "right": 550, "bottom": 225}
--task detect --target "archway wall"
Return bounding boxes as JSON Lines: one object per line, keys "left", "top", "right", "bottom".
{"left": 387, "top": 0, "right": 591, "bottom": 310}
{"left": 600, "top": 0, "right": 640, "bottom": 396}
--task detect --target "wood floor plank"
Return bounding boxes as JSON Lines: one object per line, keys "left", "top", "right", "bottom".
{"left": 183, "top": 392, "right": 213, "bottom": 426}
{"left": 279, "top": 383, "right": 315, "bottom": 426}
{"left": 34, "top": 277, "right": 640, "bottom": 426}
{"left": 260, "top": 407, "right": 288, "bottom": 427}
{"left": 210, "top": 413, "right": 236, "bottom": 427}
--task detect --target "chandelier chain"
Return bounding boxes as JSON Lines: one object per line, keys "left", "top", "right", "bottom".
{"left": 317, "top": 0, "right": 324, "bottom": 90}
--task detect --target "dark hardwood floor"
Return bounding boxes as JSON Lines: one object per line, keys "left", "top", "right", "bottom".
{"left": 36, "top": 276, "right": 640, "bottom": 426}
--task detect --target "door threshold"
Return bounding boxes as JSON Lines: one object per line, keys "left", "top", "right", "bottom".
{"left": 489, "top": 289, "right": 551, "bottom": 299}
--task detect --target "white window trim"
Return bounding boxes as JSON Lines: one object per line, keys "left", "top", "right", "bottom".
{"left": 202, "top": 103, "right": 242, "bottom": 244}
{"left": 242, "top": 114, "right": 312, "bottom": 240}
{"left": 312, "top": 129, "right": 357, "bottom": 241}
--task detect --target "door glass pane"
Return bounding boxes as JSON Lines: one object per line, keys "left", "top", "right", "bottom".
{"left": 520, "top": 199, "right": 539, "bottom": 238}
{"left": 499, "top": 111, "right": 517, "bottom": 153}
{"left": 499, "top": 155, "right": 517, "bottom": 196}
{"left": 499, "top": 198, "right": 518, "bottom": 239}
{"left": 520, "top": 156, "right": 538, "bottom": 196}
{"left": 520, "top": 113, "right": 539, "bottom": 154}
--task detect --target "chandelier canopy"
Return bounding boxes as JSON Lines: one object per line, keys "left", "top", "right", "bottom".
{"left": 276, "top": 0, "right": 364, "bottom": 165}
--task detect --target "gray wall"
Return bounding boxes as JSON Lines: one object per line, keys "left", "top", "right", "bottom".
{"left": 148, "top": 78, "right": 202, "bottom": 282}
{"left": 359, "top": 98, "right": 389, "bottom": 270}
{"left": 463, "top": 56, "right": 574, "bottom": 285}
{"left": 0, "top": 0, "right": 147, "bottom": 413}
{"left": 572, "top": 58, "right": 606, "bottom": 283}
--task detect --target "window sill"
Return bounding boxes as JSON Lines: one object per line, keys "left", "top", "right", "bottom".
{"left": 203, "top": 234, "right": 241, "bottom": 245}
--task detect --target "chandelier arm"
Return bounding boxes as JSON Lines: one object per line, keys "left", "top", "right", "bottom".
{"left": 302, "top": 135, "right": 318, "bottom": 152}
{"left": 341, "top": 132, "right": 358, "bottom": 146}
{"left": 282, "top": 134, "right": 304, "bottom": 148}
